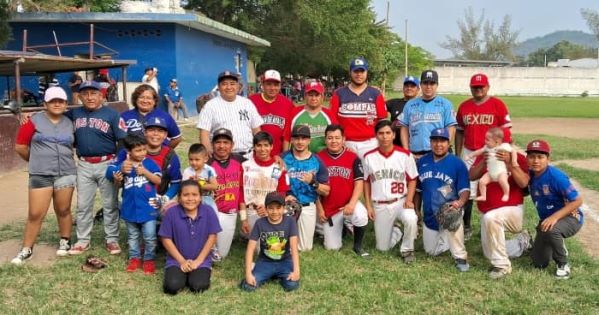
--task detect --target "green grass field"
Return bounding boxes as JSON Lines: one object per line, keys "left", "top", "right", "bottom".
{"left": 1, "top": 99, "right": 598, "bottom": 314}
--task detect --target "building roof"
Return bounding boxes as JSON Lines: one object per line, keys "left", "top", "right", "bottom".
{"left": 11, "top": 12, "right": 271, "bottom": 48}
{"left": 435, "top": 59, "right": 513, "bottom": 67}
{"left": 548, "top": 58, "right": 599, "bottom": 69}
{"left": 0, "top": 50, "right": 136, "bottom": 76}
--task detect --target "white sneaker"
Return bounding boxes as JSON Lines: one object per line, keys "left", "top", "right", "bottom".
{"left": 56, "top": 239, "right": 71, "bottom": 257}
{"left": 556, "top": 263, "right": 571, "bottom": 279}
{"left": 11, "top": 247, "right": 33, "bottom": 265}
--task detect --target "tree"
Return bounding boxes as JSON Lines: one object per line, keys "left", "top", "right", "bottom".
{"left": 526, "top": 40, "right": 597, "bottom": 66}
{"left": 581, "top": 8, "right": 599, "bottom": 41}
{"left": 0, "top": 0, "right": 10, "bottom": 48}
{"left": 441, "top": 7, "right": 520, "bottom": 61}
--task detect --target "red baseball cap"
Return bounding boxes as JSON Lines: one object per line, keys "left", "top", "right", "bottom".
{"left": 526, "top": 139, "right": 551, "bottom": 155}
{"left": 470, "top": 73, "right": 489, "bottom": 87}
{"left": 305, "top": 81, "right": 324, "bottom": 95}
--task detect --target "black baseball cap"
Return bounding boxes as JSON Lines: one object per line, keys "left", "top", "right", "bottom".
{"left": 420, "top": 70, "right": 439, "bottom": 84}
{"left": 217, "top": 70, "right": 239, "bottom": 83}
{"left": 265, "top": 191, "right": 285, "bottom": 206}
{"left": 212, "top": 128, "right": 233, "bottom": 142}
{"left": 291, "top": 125, "right": 311, "bottom": 138}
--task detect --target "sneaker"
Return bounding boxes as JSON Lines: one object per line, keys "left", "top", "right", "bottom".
{"left": 555, "top": 263, "right": 571, "bottom": 279}
{"left": 489, "top": 266, "right": 512, "bottom": 279}
{"left": 401, "top": 251, "right": 415, "bottom": 264}
{"left": 143, "top": 260, "right": 156, "bottom": 275}
{"left": 11, "top": 247, "right": 33, "bottom": 265}
{"left": 455, "top": 258, "right": 470, "bottom": 272}
{"left": 211, "top": 247, "right": 222, "bottom": 262}
{"left": 126, "top": 258, "right": 142, "bottom": 272}
{"left": 464, "top": 227, "right": 473, "bottom": 241}
{"left": 353, "top": 248, "right": 371, "bottom": 260}
{"left": 106, "top": 242, "right": 122, "bottom": 255}
{"left": 68, "top": 242, "right": 90, "bottom": 255}
{"left": 56, "top": 239, "right": 71, "bottom": 257}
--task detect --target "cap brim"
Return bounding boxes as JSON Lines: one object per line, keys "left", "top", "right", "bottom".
{"left": 212, "top": 134, "right": 233, "bottom": 141}
{"left": 470, "top": 84, "right": 487, "bottom": 87}
{"left": 263, "top": 78, "right": 281, "bottom": 83}
{"left": 351, "top": 66, "right": 368, "bottom": 71}
{"left": 218, "top": 75, "right": 238, "bottom": 82}
{"left": 430, "top": 136, "right": 449, "bottom": 140}
{"left": 305, "top": 88, "right": 322, "bottom": 94}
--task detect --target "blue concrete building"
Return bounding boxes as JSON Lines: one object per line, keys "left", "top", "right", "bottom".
{"left": 5, "top": 12, "right": 270, "bottom": 114}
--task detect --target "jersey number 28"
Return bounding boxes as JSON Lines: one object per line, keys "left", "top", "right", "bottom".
{"left": 391, "top": 182, "right": 405, "bottom": 194}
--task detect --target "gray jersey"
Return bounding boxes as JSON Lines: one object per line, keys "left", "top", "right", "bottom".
{"left": 26, "top": 112, "right": 77, "bottom": 176}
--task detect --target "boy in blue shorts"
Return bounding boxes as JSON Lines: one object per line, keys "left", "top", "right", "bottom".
{"left": 106, "top": 134, "right": 162, "bottom": 274}
{"left": 240, "top": 191, "right": 300, "bottom": 292}
{"left": 526, "top": 140, "right": 583, "bottom": 279}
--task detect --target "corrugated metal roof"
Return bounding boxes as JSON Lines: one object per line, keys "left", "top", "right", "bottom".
{"left": 10, "top": 12, "right": 271, "bottom": 48}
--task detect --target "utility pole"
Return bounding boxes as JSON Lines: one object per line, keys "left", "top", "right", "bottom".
{"left": 405, "top": 19, "right": 408, "bottom": 75}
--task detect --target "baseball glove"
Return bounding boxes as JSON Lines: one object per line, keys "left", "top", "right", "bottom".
{"left": 285, "top": 200, "right": 302, "bottom": 221}
{"left": 435, "top": 202, "right": 463, "bottom": 232}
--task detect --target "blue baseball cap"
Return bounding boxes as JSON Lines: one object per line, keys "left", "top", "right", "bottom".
{"left": 403, "top": 75, "right": 420, "bottom": 86}
{"left": 430, "top": 128, "right": 450, "bottom": 140}
{"left": 349, "top": 57, "right": 369, "bottom": 72}
{"left": 144, "top": 116, "right": 168, "bottom": 130}
{"left": 78, "top": 80, "right": 101, "bottom": 92}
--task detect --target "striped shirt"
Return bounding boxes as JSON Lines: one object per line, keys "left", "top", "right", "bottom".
{"left": 197, "top": 95, "right": 263, "bottom": 153}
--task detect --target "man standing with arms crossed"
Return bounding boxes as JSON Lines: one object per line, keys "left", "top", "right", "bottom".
{"left": 386, "top": 76, "right": 420, "bottom": 147}
{"left": 249, "top": 70, "right": 294, "bottom": 156}
{"left": 363, "top": 120, "right": 419, "bottom": 263}
{"left": 330, "top": 57, "right": 387, "bottom": 159}
{"left": 455, "top": 73, "right": 513, "bottom": 239}
{"left": 67, "top": 81, "right": 128, "bottom": 255}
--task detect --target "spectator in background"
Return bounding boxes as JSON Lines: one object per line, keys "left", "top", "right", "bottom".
{"left": 386, "top": 76, "right": 420, "bottom": 147}
{"left": 68, "top": 71, "right": 83, "bottom": 104}
{"left": 142, "top": 67, "right": 159, "bottom": 93}
{"left": 38, "top": 74, "right": 59, "bottom": 99}
{"left": 164, "top": 79, "right": 189, "bottom": 122}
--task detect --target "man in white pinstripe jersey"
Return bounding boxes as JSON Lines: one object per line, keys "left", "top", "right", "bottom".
{"left": 198, "top": 71, "right": 263, "bottom": 159}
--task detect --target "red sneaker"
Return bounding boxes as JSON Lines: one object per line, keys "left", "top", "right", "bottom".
{"left": 143, "top": 260, "right": 156, "bottom": 275}
{"left": 126, "top": 258, "right": 141, "bottom": 272}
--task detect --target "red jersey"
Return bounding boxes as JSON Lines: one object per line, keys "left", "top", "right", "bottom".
{"left": 249, "top": 93, "right": 294, "bottom": 155}
{"left": 456, "top": 96, "right": 512, "bottom": 150}
{"left": 475, "top": 153, "right": 528, "bottom": 213}
{"left": 317, "top": 148, "right": 363, "bottom": 218}
{"left": 329, "top": 86, "right": 387, "bottom": 141}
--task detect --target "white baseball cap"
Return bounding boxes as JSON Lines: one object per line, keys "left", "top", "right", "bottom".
{"left": 44, "top": 87, "right": 68, "bottom": 102}
{"left": 263, "top": 69, "right": 281, "bottom": 83}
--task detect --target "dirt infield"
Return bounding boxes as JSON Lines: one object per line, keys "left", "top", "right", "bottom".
{"left": 511, "top": 118, "right": 599, "bottom": 139}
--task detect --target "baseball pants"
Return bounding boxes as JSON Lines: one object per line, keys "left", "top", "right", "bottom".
{"left": 75, "top": 160, "right": 119, "bottom": 244}
{"left": 422, "top": 224, "right": 467, "bottom": 260}
{"left": 297, "top": 203, "right": 317, "bottom": 251}
{"left": 480, "top": 205, "right": 527, "bottom": 269}
{"left": 215, "top": 211, "right": 238, "bottom": 258}
{"left": 373, "top": 201, "right": 418, "bottom": 253}
{"left": 323, "top": 201, "right": 368, "bottom": 250}
{"left": 345, "top": 138, "right": 378, "bottom": 160}
{"left": 531, "top": 215, "right": 581, "bottom": 268}
{"left": 461, "top": 148, "right": 479, "bottom": 229}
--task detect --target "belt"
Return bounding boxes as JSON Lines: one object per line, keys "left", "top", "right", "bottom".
{"left": 80, "top": 154, "right": 115, "bottom": 164}
{"left": 373, "top": 198, "right": 399, "bottom": 205}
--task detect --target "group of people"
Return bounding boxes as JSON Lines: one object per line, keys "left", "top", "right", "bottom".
{"left": 11, "top": 56, "right": 584, "bottom": 296}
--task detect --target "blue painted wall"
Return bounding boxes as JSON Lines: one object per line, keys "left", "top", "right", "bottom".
{"left": 4, "top": 21, "right": 249, "bottom": 114}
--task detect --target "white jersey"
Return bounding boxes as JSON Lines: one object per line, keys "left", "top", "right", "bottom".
{"left": 141, "top": 74, "right": 159, "bottom": 92}
{"left": 363, "top": 147, "right": 418, "bottom": 201}
{"left": 242, "top": 157, "right": 286, "bottom": 207}
{"left": 485, "top": 143, "right": 512, "bottom": 179}
{"left": 197, "top": 95, "right": 263, "bottom": 152}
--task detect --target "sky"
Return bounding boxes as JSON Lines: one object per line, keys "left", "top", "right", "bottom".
{"left": 372, "top": 0, "right": 598, "bottom": 58}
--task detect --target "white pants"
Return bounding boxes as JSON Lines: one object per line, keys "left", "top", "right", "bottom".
{"left": 323, "top": 201, "right": 369, "bottom": 250}
{"left": 480, "top": 205, "right": 527, "bottom": 269}
{"left": 215, "top": 211, "right": 238, "bottom": 258}
{"left": 423, "top": 224, "right": 468, "bottom": 260}
{"left": 461, "top": 147, "right": 478, "bottom": 198}
{"left": 373, "top": 201, "right": 418, "bottom": 253}
{"left": 345, "top": 138, "right": 378, "bottom": 160}
{"left": 298, "top": 203, "right": 317, "bottom": 251}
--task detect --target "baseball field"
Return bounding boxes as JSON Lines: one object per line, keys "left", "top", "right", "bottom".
{"left": 0, "top": 94, "right": 598, "bottom": 314}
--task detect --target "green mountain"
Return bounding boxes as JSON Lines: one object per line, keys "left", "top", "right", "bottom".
{"left": 515, "top": 30, "right": 598, "bottom": 57}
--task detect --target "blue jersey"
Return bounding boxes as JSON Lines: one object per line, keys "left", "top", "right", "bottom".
{"left": 164, "top": 86, "right": 183, "bottom": 103}
{"left": 106, "top": 158, "right": 161, "bottom": 223}
{"left": 121, "top": 108, "right": 181, "bottom": 142}
{"left": 398, "top": 96, "right": 457, "bottom": 152}
{"left": 529, "top": 165, "right": 583, "bottom": 224}
{"left": 417, "top": 153, "right": 469, "bottom": 231}
{"left": 66, "top": 105, "right": 127, "bottom": 157}
{"left": 281, "top": 151, "right": 329, "bottom": 204}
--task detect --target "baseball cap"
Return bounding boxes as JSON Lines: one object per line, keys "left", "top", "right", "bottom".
{"left": 78, "top": 80, "right": 101, "bottom": 92}
{"left": 420, "top": 70, "right": 439, "bottom": 84}
{"left": 350, "top": 57, "right": 369, "bottom": 72}
{"left": 470, "top": 73, "right": 489, "bottom": 87}
{"left": 99, "top": 68, "right": 108, "bottom": 75}
{"left": 430, "top": 128, "right": 450, "bottom": 140}
{"left": 263, "top": 70, "right": 281, "bottom": 83}
{"left": 44, "top": 87, "right": 68, "bottom": 102}
{"left": 265, "top": 191, "right": 285, "bottom": 206}
{"left": 526, "top": 139, "right": 551, "bottom": 155}
{"left": 403, "top": 75, "right": 420, "bottom": 86}
{"left": 304, "top": 81, "right": 324, "bottom": 95}
{"left": 144, "top": 116, "right": 168, "bottom": 130}
{"left": 291, "top": 125, "right": 311, "bottom": 138}
{"left": 212, "top": 128, "right": 233, "bottom": 142}
{"left": 170, "top": 78, "right": 177, "bottom": 83}
{"left": 217, "top": 70, "right": 239, "bottom": 83}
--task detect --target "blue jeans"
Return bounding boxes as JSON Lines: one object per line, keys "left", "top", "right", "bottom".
{"left": 240, "top": 258, "right": 299, "bottom": 292}
{"left": 126, "top": 220, "right": 157, "bottom": 261}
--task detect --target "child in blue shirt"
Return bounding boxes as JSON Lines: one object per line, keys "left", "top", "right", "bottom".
{"left": 106, "top": 135, "right": 162, "bottom": 274}
{"left": 526, "top": 139, "right": 583, "bottom": 279}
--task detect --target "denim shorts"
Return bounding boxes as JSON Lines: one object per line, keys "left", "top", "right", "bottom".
{"left": 29, "top": 174, "right": 77, "bottom": 189}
